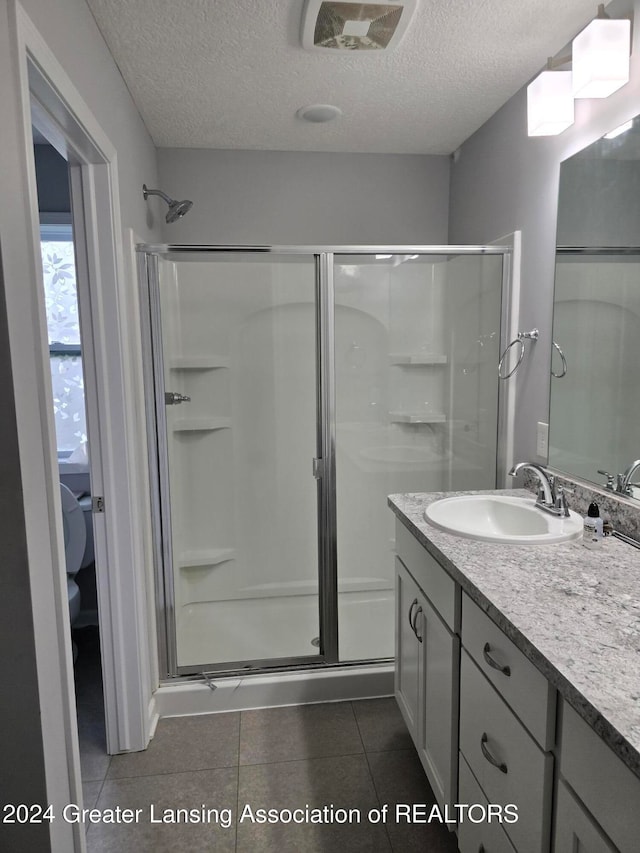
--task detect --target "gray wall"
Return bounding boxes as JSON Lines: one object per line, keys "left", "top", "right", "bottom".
{"left": 20, "top": 0, "right": 161, "bottom": 238}
{"left": 34, "top": 144, "right": 71, "bottom": 214}
{"left": 449, "top": 0, "right": 640, "bottom": 464}
{"left": 157, "top": 149, "right": 450, "bottom": 244}
{"left": 0, "top": 0, "right": 161, "bottom": 847}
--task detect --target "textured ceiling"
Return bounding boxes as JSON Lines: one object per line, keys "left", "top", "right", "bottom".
{"left": 86, "top": 0, "right": 599, "bottom": 154}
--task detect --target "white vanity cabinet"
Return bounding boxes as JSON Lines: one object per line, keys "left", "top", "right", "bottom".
{"left": 394, "top": 521, "right": 460, "bottom": 812}
{"left": 392, "top": 504, "right": 640, "bottom": 853}
{"left": 553, "top": 779, "right": 616, "bottom": 853}
{"left": 554, "top": 702, "right": 640, "bottom": 853}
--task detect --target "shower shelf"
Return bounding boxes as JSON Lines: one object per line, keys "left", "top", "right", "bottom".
{"left": 178, "top": 547, "right": 236, "bottom": 569}
{"left": 389, "top": 353, "right": 448, "bottom": 365}
{"left": 172, "top": 417, "right": 231, "bottom": 432}
{"left": 389, "top": 411, "right": 446, "bottom": 424}
{"left": 169, "top": 356, "right": 229, "bottom": 369}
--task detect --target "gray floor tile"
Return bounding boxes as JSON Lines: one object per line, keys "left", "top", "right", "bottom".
{"left": 107, "top": 712, "right": 240, "bottom": 779}
{"left": 80, "top": 736, "right": 111, "bottom": 783}
{"left": 352, "top": 697, "right": 413, "bottom": 753}
{"left": 237, "top": 754, "right": 391, "bottom": 852}
{"left": 82, "top": 780, "right": 103, "bottom": 811}
{"left": 240, "top": 701, "right": 363, "bottom": 766}
{"left": 86, "top": 768, "right": 237, "bottom": 853}
{"left": 367, "top": 750, "right": 459, "bottom": 853}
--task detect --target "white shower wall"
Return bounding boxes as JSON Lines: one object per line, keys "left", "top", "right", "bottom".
{"left": 153, "top": 251, "right": 504, "bottom": 671}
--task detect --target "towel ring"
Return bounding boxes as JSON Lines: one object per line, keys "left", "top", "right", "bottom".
{"left": 498, "top": 329, "right": 539, "bottom": 380}
{"left": 551, "top": 341, "right": 567, "bottom": 378}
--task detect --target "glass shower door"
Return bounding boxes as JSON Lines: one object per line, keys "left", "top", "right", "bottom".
{"left": 333, "top": 251, "right": 504, "bottom": 662}
{"left": 149, "top": 252, "right": 323, "bottom": 674}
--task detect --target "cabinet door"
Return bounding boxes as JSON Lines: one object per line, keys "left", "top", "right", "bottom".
{"left": 416, "top": 592, "right": 460, "bottom": 812}
{"left": 395, "top": 558, "right": 422, "bottom": 742}
{"left": 554, "top": 780, "right": 616, "bottom": 853}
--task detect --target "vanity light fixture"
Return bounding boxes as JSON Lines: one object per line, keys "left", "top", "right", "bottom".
{"left": 527, "top": 64, "right": 574, "bottom": 137}
{"left": 603, "top": 118, "right": 634, "bottom": 138}
{"left": 527, "top": 5, "right": 632, "bottom": 137}
{"left": 572, "top": 5, "right": 631, "bottom": 99}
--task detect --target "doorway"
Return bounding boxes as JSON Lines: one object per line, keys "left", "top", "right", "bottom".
{"left": 23, "top": 35, "right": 155, "bottom": 761}
{"left": 32, "top": 128, "right": 109, "bottom": 783}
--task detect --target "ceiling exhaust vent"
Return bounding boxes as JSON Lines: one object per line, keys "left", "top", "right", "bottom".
{"left": 301, "top": 1, "right": 418, "bottom": 52}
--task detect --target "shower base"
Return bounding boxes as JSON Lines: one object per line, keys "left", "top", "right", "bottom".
{"left": 152, "top": 661, "right": 394, "bottom": 722}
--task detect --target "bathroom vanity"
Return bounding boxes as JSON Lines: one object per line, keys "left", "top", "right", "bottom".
{"left": 389, "top": 490, "right": 640, "bottom": 853}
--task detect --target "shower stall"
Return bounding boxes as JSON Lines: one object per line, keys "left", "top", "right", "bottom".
{"left": 138, "top": 245, "right": 511, "bottom": 680}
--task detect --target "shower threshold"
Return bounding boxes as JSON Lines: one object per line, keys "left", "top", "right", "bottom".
{"left": 153, "top": 660, "right": 395, "bottom": 719}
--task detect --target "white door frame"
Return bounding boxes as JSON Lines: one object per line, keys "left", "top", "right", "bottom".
{"left": 6, "top": 2, "right": 156, "bottom": 841}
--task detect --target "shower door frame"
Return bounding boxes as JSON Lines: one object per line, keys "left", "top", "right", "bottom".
{"left": 139, "top": 244, "right": 513, "bottom": 681}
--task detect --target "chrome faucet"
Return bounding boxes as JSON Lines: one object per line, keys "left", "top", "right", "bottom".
{"left": 597, "top": 459, "right": 640, "bottom": 495}
{"left": 619, "top": 459, "right": 640, "bottom": 496}
{"left": 508, "top": 462, "right": 570, "bottom": 517}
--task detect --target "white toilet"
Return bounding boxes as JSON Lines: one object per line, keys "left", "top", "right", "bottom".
{"left": 60, "top": 483, "right": 87, "bottom": 634}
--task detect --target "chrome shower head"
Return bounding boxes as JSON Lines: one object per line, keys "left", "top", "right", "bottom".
{"left": 165, "top": 197, "right": 193, "bottom": 223}
{"left": 142, "top": 184, "right": 193, "bottom": 223}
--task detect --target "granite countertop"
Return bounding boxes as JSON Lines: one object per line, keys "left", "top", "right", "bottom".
{"left": 388, "top": 489, "right": 640, "bottom": 779}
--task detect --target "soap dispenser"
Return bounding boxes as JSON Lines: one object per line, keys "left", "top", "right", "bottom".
{"left": 583, "top": 501, "right": 603, "bottom": 549}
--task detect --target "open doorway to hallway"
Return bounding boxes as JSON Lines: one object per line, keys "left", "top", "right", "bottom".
{"left": 31, "top": 127, "right": 109, "bottom": 787}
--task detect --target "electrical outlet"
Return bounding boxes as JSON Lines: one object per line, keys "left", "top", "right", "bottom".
{"left": 537, "top": 421, "right": 549, "bottom": 458}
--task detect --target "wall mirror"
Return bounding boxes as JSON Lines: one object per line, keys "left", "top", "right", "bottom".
{"left": 549, "top": 114, "right": 640, "bottom": 500}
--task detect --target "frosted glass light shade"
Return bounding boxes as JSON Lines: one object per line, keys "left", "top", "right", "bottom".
{"left": 572, "top": 18, "right": 630, "bottom": 98}
{"left": 527, "top": 70, "right": 574, "bottom": 136}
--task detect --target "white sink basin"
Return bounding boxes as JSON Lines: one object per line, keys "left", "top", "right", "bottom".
{"left": 424, "top": 494, "right": 583, "bottom": 545}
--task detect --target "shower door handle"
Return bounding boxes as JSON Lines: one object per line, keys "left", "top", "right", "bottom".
{"left": 312, "top": 458, "right": 325, "bottom": 479}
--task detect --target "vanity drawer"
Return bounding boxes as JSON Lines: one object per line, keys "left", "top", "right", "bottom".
{"left": 462, "top": 593, "right": 556, "bottom": 750}
{"left": 458, "top": 754, "right": 517, "bottom": 853}
{"left": 553, "top": 779, "right": 616, "bottom": 853}
{"left": 459, "top": 650, "right": 553, "bottom": 853}
{"left": 395, "top": 520, "right": 458, "bottom": 631}
{"left": 559, "top": 701, "right": 640, "bottom": 853}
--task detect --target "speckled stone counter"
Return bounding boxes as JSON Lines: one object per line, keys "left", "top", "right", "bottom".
{"left": 388, "top": 489, "right": 640, "bottom": 780}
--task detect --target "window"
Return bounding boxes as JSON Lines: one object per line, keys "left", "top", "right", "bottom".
{"left": 40, "top": 223, "right": 87, "bottom": 455}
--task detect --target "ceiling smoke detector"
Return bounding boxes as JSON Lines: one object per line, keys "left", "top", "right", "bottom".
{"left": 301, "top": 0, "right": 418, "bottom": 52}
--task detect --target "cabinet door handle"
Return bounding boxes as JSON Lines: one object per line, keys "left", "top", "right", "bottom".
{"left": 480, "top": 732, "right": 508, "bottom": 774}
{"left": 413, "top": 606, "right": 423, "bottom": 643}
{"left": 483, "top": 642, "right": 511, "bottom": 676}
{"left": 408, "top": 598, "right": 418, "bottom": 630}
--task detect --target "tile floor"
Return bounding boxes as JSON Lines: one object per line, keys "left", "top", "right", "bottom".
{"left": 76, "top": 634, "right": 458, "bottom": 852}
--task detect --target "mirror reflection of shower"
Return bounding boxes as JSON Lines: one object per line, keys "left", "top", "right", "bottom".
{"left": 142, "top": 184, "right": 193, "bottom": 223}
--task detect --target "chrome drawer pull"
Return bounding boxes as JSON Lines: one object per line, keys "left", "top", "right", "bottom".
{"left": 483, "top": 642, "right": 511, "bottom": 676}
{"left": 408, "top": 598, "right": 418, "bottom": 628}
{"left": 413, "top": 606, "right": 423, "bottom": 643}
{"left": 481, "top": 732, "right": 508, "bottom": 774}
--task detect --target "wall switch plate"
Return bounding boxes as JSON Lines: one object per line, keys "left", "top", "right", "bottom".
{"left": 537, "top": 421, "right": 549, "bottom": 458}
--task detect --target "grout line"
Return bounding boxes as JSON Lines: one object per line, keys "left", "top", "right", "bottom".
{"left": 236, "top": 713, "right": 242, "bottom": 852}
{"left": 351, "top": 702, "right": 394, "bottom": 850}
{"left": 239, "top": 746, "right": 365, "bottom": 768}
{"left": 360, "top": 739, "right": 395, "bottom": 852}
{"left": 350, "top": 699, "right": 370, "bottom": 755}
{"left": 103, "top": 763, "right": 240, "bottom": 782}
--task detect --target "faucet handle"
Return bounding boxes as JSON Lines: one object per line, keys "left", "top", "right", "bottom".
{"left": 597, "top": 470, "right": 615, "bottom": 491}
{"left": 555, "top": 485, "right": 572, "bottom": 517}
